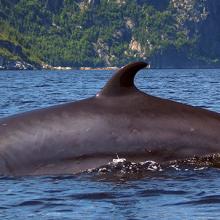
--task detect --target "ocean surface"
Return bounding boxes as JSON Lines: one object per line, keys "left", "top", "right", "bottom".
{"left": 0, "top": 68, "right": 220, "bottom": 219}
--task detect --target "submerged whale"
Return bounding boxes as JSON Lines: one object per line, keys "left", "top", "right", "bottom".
{"left": 0, "top": 62, "right": 220, "bottom": 176}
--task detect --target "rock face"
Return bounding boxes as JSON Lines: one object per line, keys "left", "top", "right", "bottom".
{"left": 0, "top": 56, "right": 35, "bottom": 70}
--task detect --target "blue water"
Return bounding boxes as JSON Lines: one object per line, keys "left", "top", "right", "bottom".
{"left": 0, "top": 69, "right": 220, "bottom": 219}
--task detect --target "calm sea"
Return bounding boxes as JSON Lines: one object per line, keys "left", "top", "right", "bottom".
{"left": 0, "top": 69, "right": 220, "bottom": 219}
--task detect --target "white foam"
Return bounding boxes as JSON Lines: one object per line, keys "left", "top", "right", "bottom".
{"left": 112, "top": 158, "right": 126, "bottom": 163}
{"left": 170, "top": 164, "right": 181, "bottom": 171}
{"left": 112, "top": 154, "right": 126, "bottom": 163}
{"left": 140, "top": 160, "right": 157, "bottom": 166}
{"left": 194, "top": 167, "right": 207, "bottom": 171}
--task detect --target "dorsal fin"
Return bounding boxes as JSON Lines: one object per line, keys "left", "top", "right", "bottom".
{"left": 98, "top": 61, "right": 148, "bottom": 96}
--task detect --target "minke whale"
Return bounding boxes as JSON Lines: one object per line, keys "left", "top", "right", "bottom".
{"left": 0, "top": 61, "right": 220, "bottom": 176}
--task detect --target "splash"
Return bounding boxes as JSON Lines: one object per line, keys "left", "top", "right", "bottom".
{"left": 86, "top": 154, "right": 220, "bottom": 175}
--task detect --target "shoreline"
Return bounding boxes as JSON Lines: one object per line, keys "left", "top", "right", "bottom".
{"left": 2, "top": 64, "right": 220, "bottom": 71}
{"left": 0, "top": 65, "right": 120, "bottom": 71}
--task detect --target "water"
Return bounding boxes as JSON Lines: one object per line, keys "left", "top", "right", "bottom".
{"left": 0, "top": 69, "right": 220, "bottom": 219}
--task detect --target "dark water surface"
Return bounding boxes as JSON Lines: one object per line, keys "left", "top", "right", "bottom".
{"left": 0, "top": 69, "right": 220, "bottom": 219}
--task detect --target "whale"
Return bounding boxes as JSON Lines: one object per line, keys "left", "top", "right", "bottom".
{"left": 0, "top": 61, "right": 220, "bottom": 176}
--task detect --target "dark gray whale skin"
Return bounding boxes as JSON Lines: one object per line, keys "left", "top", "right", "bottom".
{"left": 0, "top": 62, "right": 220, "bottom": 176}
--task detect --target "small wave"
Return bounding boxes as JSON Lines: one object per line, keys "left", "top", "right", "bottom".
{"left": 17, "top": 200, "right": 44, "bottom": 206}
{"left": 137, "top": 189, "right": 187, "bottom": 197}
{"left": 168, "top": 195, "right": 220, "bottom": 206}
{"left": 68, "top": 192, "right": 116, "bottom": 200}
{"left": 86, "top": 154, "right": 220, "bottom": 176}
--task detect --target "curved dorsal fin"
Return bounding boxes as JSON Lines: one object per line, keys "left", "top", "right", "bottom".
{"left": 98, "top": 61, "right": 148, "bottom": 96}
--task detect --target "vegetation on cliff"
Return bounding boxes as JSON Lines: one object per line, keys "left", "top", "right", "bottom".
{"left": 0, "top": 0, "right": 219, "bottom": 68}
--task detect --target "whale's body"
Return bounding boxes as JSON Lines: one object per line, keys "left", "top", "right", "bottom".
{"left": 0, "top": 62, "right": 220, "bottom": 176}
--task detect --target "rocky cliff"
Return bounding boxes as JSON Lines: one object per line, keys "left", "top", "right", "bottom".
{"left": 0, "top": 0, "right": 220, "bottom": 69}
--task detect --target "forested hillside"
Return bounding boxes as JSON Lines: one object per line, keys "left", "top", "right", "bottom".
{"left": 0, "top": 0, "right": 220, "bottom": 69}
